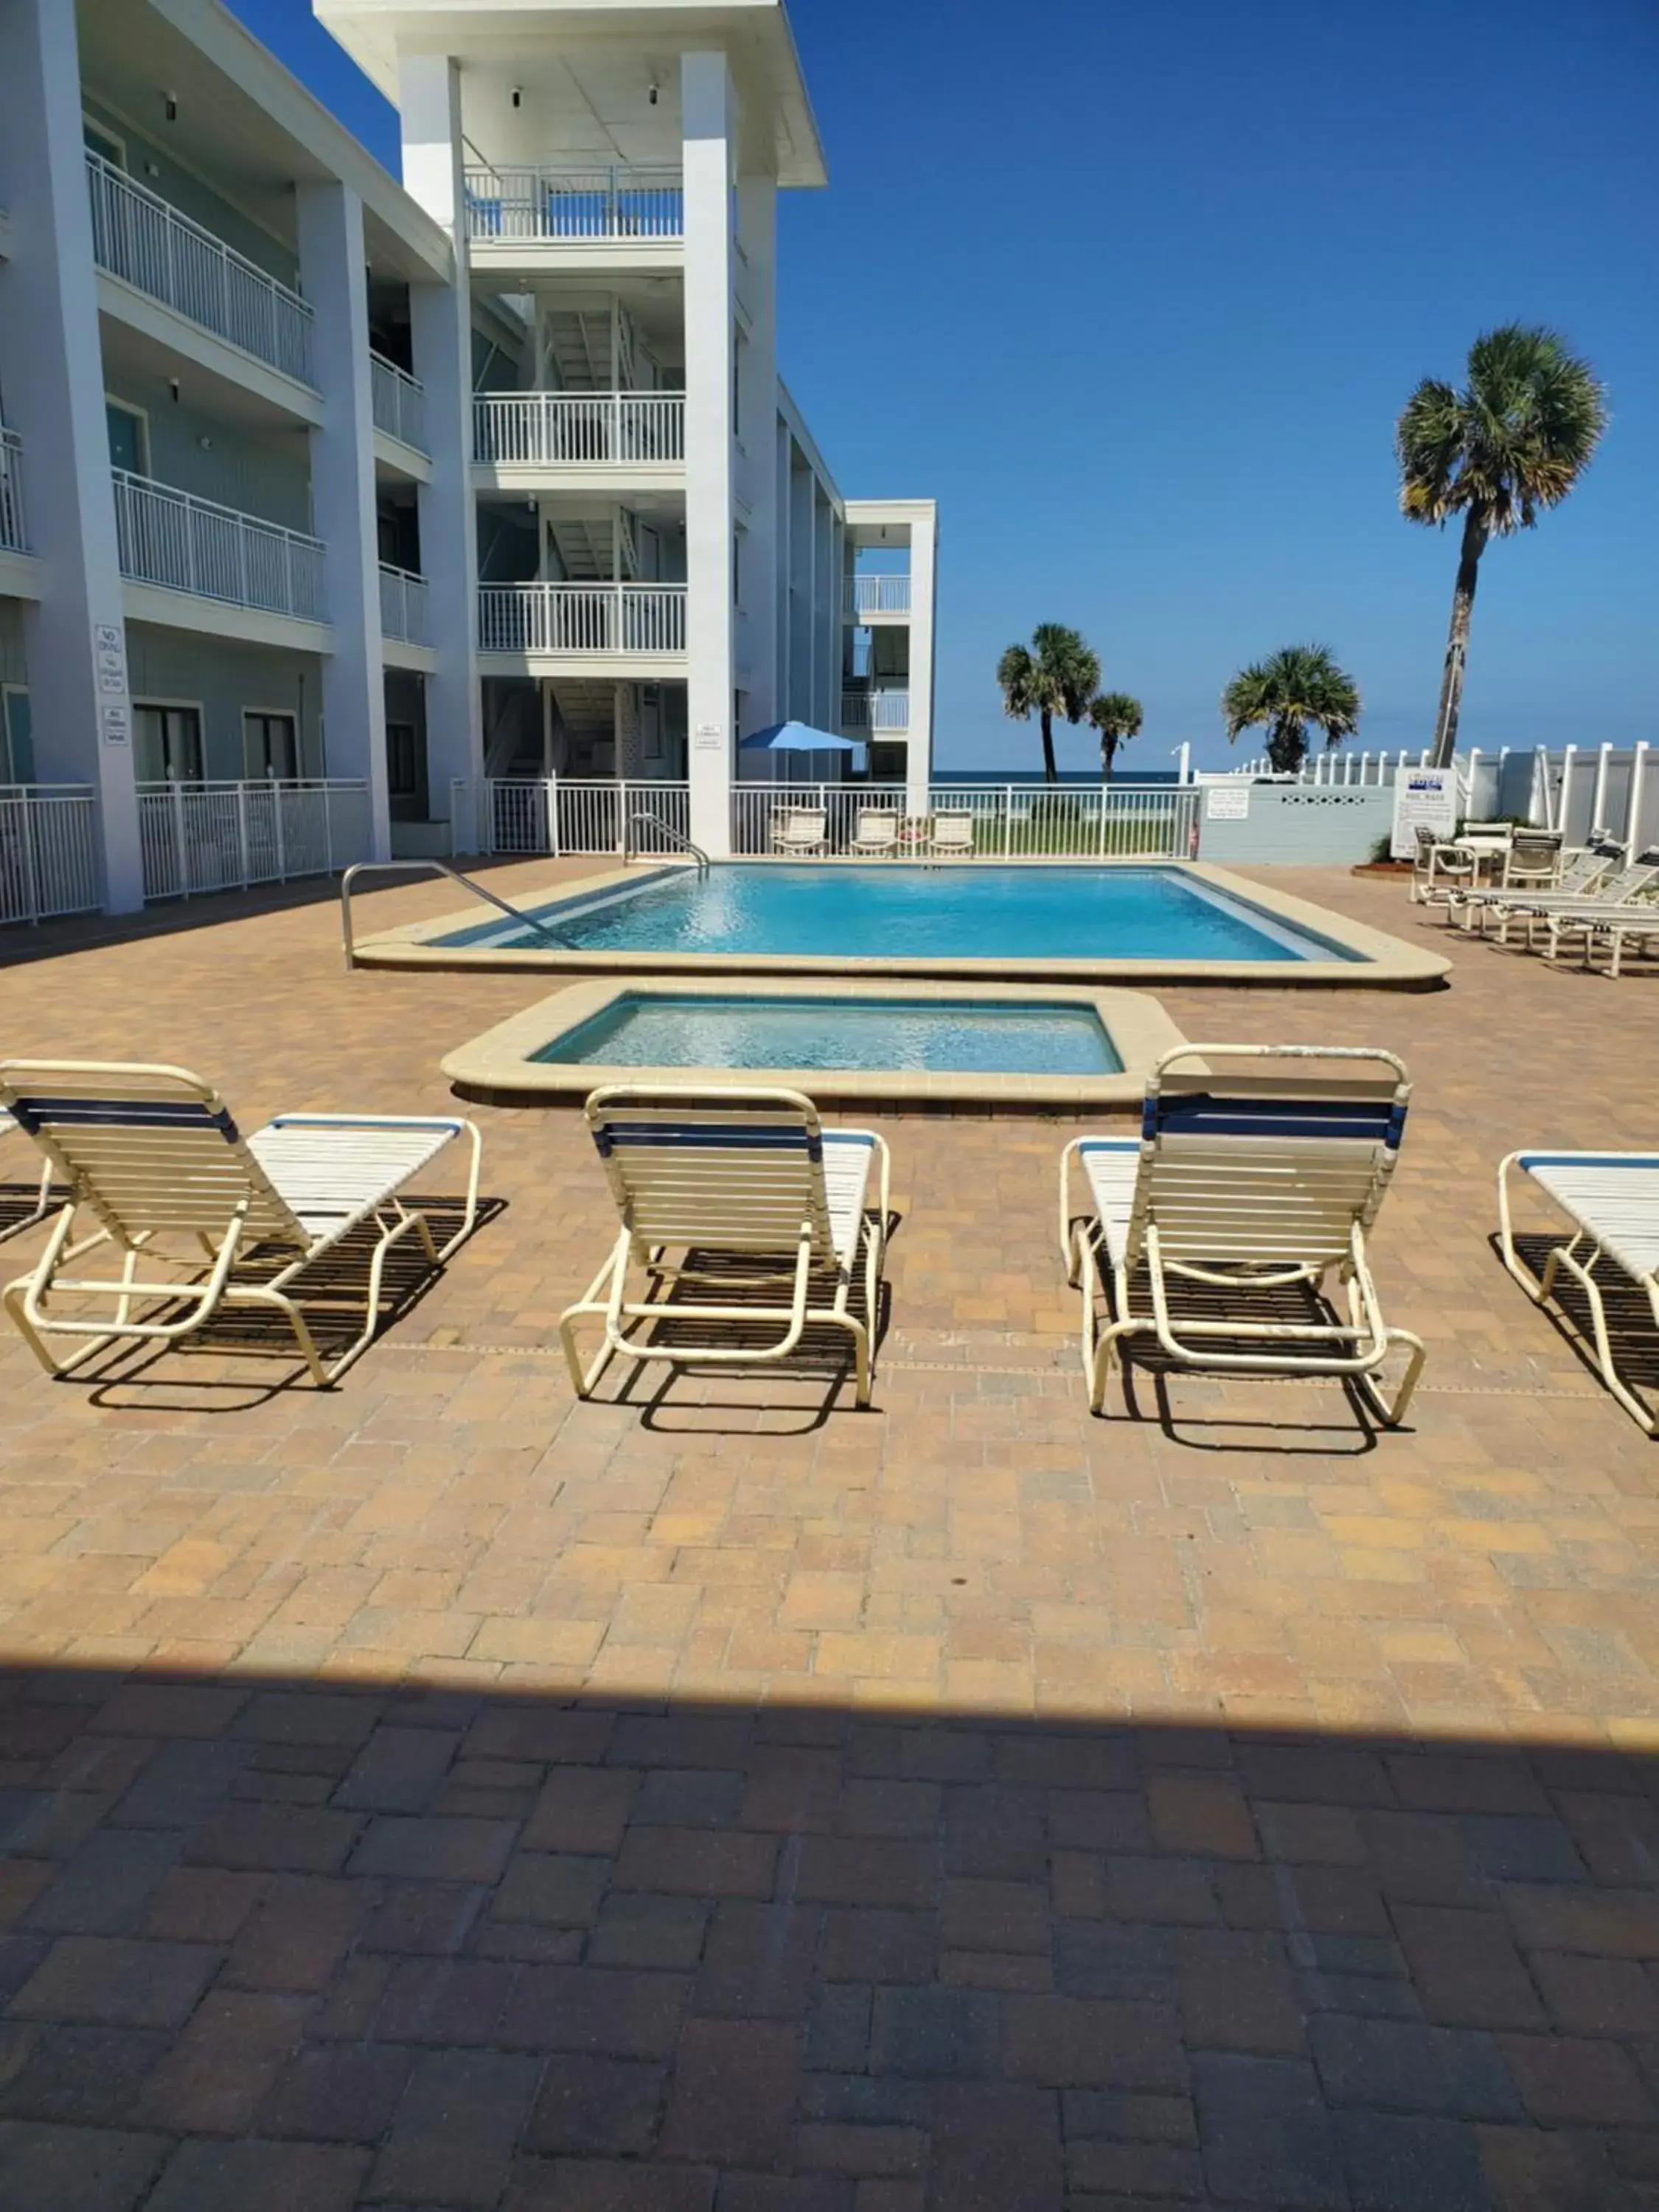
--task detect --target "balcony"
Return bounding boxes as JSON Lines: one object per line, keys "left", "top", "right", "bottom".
{"left": 379, "top": 563, "right": 429, "bottom": 647}
{"left": 0, "top": 428, "right": 25, "bottom": 553}
{"left": 113, "top": 470, "right": 325, "bottom": 625}
{"left": 473, "top": 392, "right": 685, "bottom": 470}
{"left": 478, "top": 582, "right": 686, "bottom": 658}
{"left": 86, "top": 153, "right": 316, "bottom": 387}
{"left": 371, "top": 352, "right": 427, "bottom": 454}
{"left": 841, "top": 689, "right": 911, "bottom": 733}
{"left": 844, "top": 574, "right": 912, "bottom": 619}
{"left": 463, "top": 165, "right": 684, "bottom": 246}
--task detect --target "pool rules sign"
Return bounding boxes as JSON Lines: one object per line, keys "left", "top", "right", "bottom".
{"left": 1391, "top": 768, "right": 1458, "bottom": 859}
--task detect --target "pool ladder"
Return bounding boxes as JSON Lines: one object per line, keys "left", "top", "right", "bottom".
{"left": 338, "top": 858, "right": 578, "bottom": 969}
{"left": 623, "top": 810, "right": 711, "bottom": 874}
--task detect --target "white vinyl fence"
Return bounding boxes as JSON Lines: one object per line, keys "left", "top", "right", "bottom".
{"left": 453, "top": 779, "right": 692, "bottom": 858}
{"left": 137, "top": 781, "right": 372, "bottom": 902}
{"left": 0, "top": 787, "right": 102, "bottom": 925}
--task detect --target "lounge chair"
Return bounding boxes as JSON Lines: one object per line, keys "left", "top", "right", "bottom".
{"left": 850, "top": 810, "right": 900, "bottom": 858}
{"left": 1580, "top": 902, "right": 1659, "bottom": 980}
{"left": 925, "top": 812, "right": 975, "bottom": 858}
{"left": 560, "top": 1085, "right": 889, "bottom": 1407}
{"left": 1498, "top": 1149, "right": 1659, "bottom": 1430}
{"left": 1449, "top": 841, "right": 1620, "bottom": 933}
{"left": 1060, "top": 1044, "right": 1425, "bottom": 1423}
{"left": 1477, "top": 855, "right": 1659, "bottom": 950}
{"left": 772, "top": 809, "right": 828, "bottom": 857}
{"left": 0, "top": 1110, "right": 54, "bottom": 1246}
{"left": 0, "top": 1060, "right": 482, "bottom": 1383}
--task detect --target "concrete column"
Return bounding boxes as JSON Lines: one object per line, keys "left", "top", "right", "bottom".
{"left": 397, "top": 54, "right": 484, "bottom": 846}
{"left": 682, "top": 50, "right": 737, "bottom": 855}
{"left": 0, "top": 0, "right": 142, "bottom": 909}
{"left": 735, "top": 175, "right": 778, "bottom": 731}
{"left": 296, "top": 181, "right": 389, "bottom": 858}
{"left": 906, "top": 507, "right": 939, "bottom": 818}
{"left": 788, "top": 457, "right": 814, "bottom": 723}
{"left": 773, "top": 415, "right": 791, "bottom": 720}
{"left": 813, "top": 488, "right": 835, "bottom": 732}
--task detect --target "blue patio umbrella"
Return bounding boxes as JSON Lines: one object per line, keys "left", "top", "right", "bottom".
{"left": 739, "top": 722, "right": 862, "bottom": 754}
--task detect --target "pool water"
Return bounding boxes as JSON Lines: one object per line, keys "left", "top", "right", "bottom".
{"left": 532, "top": 994, "right": 1124, "bottom": 1076}
{"left": 448, "top": 865, "right": 1357, "bottom": 962}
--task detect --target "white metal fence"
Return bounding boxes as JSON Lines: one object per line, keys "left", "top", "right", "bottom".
{"left": 473, "top": 392, "right": 685, "bottom": 467}
{"left": 844, "top": 575, "right": 912, "bottom": 619}
{"left": 463, "top": 165, "right": 684, "bottom": 243}
{"left": 840, "top": 690, "right": 911, "bottom": 732}
{"left": 0, "top": 787, "right": 102, "bottom": 925}
{"left": 137, "top": 780, "right": 371, "bottom": 902}
{"left": 86, "top": 152, "right": 315, "bottom": 386}
{"left": 113, "top": 471, "right": 326, "bottom": 623}
{"left": 378, "top": 564, "right": 430, "bottom": 647}
{"left": 453, "top": 779, "right": 693, "bottom": 858}
{"left": 0, "top": 428, "right": 26, "bottom": 554}
{"left": 476, "top": 582, "right": 686, "bottom": 656}
{"left": 370, "top": 352, "right": 427, "bottom": 453}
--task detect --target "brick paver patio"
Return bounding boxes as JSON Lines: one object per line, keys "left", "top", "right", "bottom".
{"left": 1, "top": 863, "right": 1658, "bottom": 2210}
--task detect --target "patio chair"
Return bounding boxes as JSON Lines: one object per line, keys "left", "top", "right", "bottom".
{"left": 1498, "top": 1149, "right": 1659, "bottom": 1430}
{"left": 1500, "top": 827, "right": 1564, "bottom": 890}
{"left": 1411, "top": 826, "right": 1478, "bottom": 908}
{"left": 850, "top": 810, "right": 900, "bottom": 858}
{"left": 772, "top": 809, "right": 828, "bottom": 857}
{"left": 560, "top": 1085, "right": 890, "bottom": 1407}
{"left": 0, "top": 1110, "right": 55, "bottom": 1247}
{"left": 925, "top": 812, "right": 976, "bottom": 858}
{"left": 1060, "top": 1043, "right": 1425, "bottom": 1423}
{"left": 0, "top": 1060, "right": 482, "bottom": 1383}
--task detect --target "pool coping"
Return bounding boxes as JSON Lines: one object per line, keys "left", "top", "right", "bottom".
{"left": 439, "top": 978, "right": 1193, "bottom": 1113}
{"left": 357, "top": 858, "right": 1451, "bottom": 990}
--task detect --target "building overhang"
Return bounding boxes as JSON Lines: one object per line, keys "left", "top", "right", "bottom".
{"left": 122, "top": 585, "right": 335, "bottom": 658}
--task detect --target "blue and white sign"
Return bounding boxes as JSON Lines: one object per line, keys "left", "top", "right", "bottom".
{"left": 1391, "top": 767, "right": 1458, "bottom": 859}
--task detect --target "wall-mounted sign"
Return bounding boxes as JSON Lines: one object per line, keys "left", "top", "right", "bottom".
{"left": 94, "top": 622, "right": 128, "bottom": 698}
{"left": 692, "top": 722, "right": 725, "bottom": 753}
{"left": 100, "top": 702, "right": 131, "bottom": 747}
{"left": 1391, "top": 767, "right": 1457, "bottom": 859}
{"left": 1205, "top": 784, "right": 1251, "bottom": 821}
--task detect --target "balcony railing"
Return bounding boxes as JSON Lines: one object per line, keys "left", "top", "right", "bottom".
{"left": 370, "top": 352, "right": 428, "bottom": 453}
{"left": 845, "top": 574, "right": 912, "bottom": 618}
{"left": 379, "top": 563, "right": 429, "bottom": 647}
{"left": 137, "top": 779, "right": 371, "bottom": 902}
{"left": 477, "top": 582, "right": 686, "bottom": 657}
{"left": 86, "top": 152, "right": 315, "bottom": 387}
{"left": 841, "top": 689, "right": 911, "bottom": 733}
{"left": 473, "top": 392, "right": 686, "bottom": 468}
{"left": 113, "top": 470, "right": 325, "bottom": 624}
{"left": 463, "top": 165, "right": 684, "bottom": 244}
{"left": 0, "top": 428, "right": 25, "bottom": 554}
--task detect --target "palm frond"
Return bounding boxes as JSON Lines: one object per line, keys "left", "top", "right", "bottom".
{"left": 1395, "top": 324, "right": 1607, "bottom": 535}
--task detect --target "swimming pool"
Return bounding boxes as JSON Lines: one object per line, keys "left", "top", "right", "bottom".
{"left": 441, "top": 864, "right": 1360, "bottom": 964}
{"left": 533, "top": 992, "right": 1125, "bottom": 1076}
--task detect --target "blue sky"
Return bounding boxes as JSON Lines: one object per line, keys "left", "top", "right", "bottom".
{"left": 232, "top": 0, "right": 1658, "bottom": 773}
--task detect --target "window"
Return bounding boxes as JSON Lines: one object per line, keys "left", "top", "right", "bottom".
{"left": 386, "top": 723, "right": 420, "bottom": 799}
{"left": 134, "top": 703, "right": 204, "bottom": 784}
{"left": 1, "top": 688, "right": 34, "bottom": 785}
{"left": 244, "top": 711, "right": 298, "bottom": 780}
{"left": 83, "top": 117, "right": 125, "bottom": 170}
{"left": 105, "top": 400, "right": 148, "bottom": 478}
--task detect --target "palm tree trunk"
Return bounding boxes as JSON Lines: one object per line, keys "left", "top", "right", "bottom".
{"left": 1040, "top": 710, "right": 1057, "bottom": 784}
{"left": 1101, "top": 737, "right": 1115, "bottom": 783}
{"left": 1429, "top": 510, "right": 1489, "bottom": 768}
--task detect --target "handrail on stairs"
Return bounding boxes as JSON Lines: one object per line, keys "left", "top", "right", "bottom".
{"left": 340, "top": 858, "right": 578, "bottom": 968}
{"left": 622, "top": 809, "right": 710, "bottom": 873}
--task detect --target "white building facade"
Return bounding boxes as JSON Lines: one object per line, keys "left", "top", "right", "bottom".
{"left": 0, "top": 0, "right": 936, "bottom": 921}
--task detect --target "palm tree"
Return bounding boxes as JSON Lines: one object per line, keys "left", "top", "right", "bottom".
{"left": 1397, "top": 325, "right": 1607, "bottom": 768}
{"left": 1222, "top": 644, "right": 1360, "bottom": 776}
{"left": 1087, "top": 692, "right": 1143, "bottom": 782}
{"left": 996, "top": 625, "right": 1101, "bottom": 784}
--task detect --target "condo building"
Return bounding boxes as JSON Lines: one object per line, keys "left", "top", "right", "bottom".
{"left": 0, "top": 0, "right": 937, "bottom": 918}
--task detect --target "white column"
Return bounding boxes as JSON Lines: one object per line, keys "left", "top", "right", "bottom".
{"left": 296, "top": 181, "right": 389, "bottom": 858}
{"left": 735, "top": 175, "right": 778, "bottom": 732}
{"left": 788, "top": 457, "right": 815, "bottom": 723}
{"left": 682, "top": 51, "right": 737, "bottom": 855}
{"left": 905, "top": 509, "right": 939, "bottom": 818}
{"left": 0, "top": 0, "right": 142, "bottom": 909}
{"left": 813, "top": 490, "right": 835, "bottom": 734}
{"left": 1592, "top": 742, "right": 1611, "bottom": 835}
{"left": 397, "top": 55, "right": 484, "bottom": 846}
{"left": 1557, "top": 743, "right": 1577, "bottom": 839}
{"left": 1629, "top": 743, "right": 1649, "bottom": 855}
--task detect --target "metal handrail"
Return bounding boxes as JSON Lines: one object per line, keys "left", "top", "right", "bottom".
{"left": 623, "top": 810, "right": 710, "bottom": 873}
{"left": 340, "top": 858, "right": 577, "bottom": 968}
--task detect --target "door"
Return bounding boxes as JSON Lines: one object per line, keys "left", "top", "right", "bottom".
{"left": 134, "top": 704, "right": 204, "bottom": 784}
{"left": 105, "top": 403, "right": 147, "bottom": 476}
{"left": 244, "top": 711, "right": 298, "bottom": 781}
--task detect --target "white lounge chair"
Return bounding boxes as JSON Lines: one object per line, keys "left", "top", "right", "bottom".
{"left": 1060, "top": 1044, "right": 1425, "bottom": 1423}
{"left": 560, "top": 1085, "right": 890, "bottom": 1407}
{"left": 1479, "top": 856, "right": 1659, "bottom": 950}
{"left": 0, "top": 1060, "right": 482, "bottom": 1383}
{"left": 773, "top": 809, "right": 828, "bottom": 857}
{"left": 1498, "top": 1150, "right": 1659, "bottom": 1430}
{"left": 0, "top": 1110, "right": 55, "bottom": 1246}
{"left": 925, "top": 812, "right": 975, "bottom": 858}
{"left": 850, "top": 810, "right": 900, "bottom": 858}
{"left": 1450, "top": 842, "right": 1620, "bottom": 933}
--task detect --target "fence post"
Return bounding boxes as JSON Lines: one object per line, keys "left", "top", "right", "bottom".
{"left": 235, "top": 783, "right": 250, "bottom": 888}
{"left": 1464, "top": 749, "right": 1481, "bottom": 818}
{"left": 1592, "top": 743, "right": 1611, "bottom": 835}
{"left": 1628, "top": 744, "right": 1649, "bottom": 855}
{"left": 548, "top": 776, "right": 560, "bottom": 859}
{"left": 172, "top": 782, "right": 188, "bottom": 898}
{"left": 322, "top": 782, "right": 334, "bottom": 874}
{"left": 274, "top": 781, "right": 288, "bottom": 881}
{"left": 1558, "top": 745, "right": 1577, "bottom": 840}
{"left": 616, "top": 779, "right": 628, "bottom": 856}
{"left": 18, "top": 793, "right": 40, "bottom": 924}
